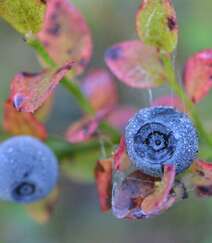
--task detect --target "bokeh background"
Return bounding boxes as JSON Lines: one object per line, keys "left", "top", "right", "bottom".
{"left": 0, "top": 0, "right": 212, "bottom": 242}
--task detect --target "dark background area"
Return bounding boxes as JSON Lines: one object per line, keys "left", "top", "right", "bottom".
{"left": 0, "top": 0, "right": 212, "bottom": 242}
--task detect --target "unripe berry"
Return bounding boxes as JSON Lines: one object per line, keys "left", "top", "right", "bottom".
{"left": 125, "top": 106, "right": 199, "bottom": 177}
{"left": 0, "top": 136, "right": 58, "bottom": 203}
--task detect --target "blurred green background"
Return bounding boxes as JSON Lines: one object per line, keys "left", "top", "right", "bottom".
{"left": 0, "top": 0, "right": 212, "bottom": 242}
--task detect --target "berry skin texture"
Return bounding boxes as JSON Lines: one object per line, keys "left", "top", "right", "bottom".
{"left": 125, "top": 106, "right": 199, "bottom": 177}
{"left": 0, "top": 136, "right": 58, "bottom": 204}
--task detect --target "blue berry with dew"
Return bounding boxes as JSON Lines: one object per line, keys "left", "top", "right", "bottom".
{"left": 125, "top": 106, "right": 199, "bottom": 177}
{"left": 0, "top": 136, "right": 58, "bottom": 203}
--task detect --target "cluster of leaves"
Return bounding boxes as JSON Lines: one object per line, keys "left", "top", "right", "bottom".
{"left": 1, "top": 0, "right": 212, "bottom": 222}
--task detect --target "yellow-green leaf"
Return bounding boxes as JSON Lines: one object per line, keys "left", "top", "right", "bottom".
{"left": 136, "top": 0, "right": 178, "bottom": 53}
{"left": 61, "top": 150, "right": 99, "bottom": 184}
{"left": 0, "top": 0, "right": 46, "bottom": 34}
{"left": 26, "top": 187, "right": 59, "bottom": 224}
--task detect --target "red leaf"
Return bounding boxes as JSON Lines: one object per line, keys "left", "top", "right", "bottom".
{"left": 81, "top": 69, "right": 118, "bottom": 111}
{"left": 113, "top": 136, "right": 127, "bottom": 171}
{"left": 152, "top": 95, "right": 185, "bottom": 112}
{"left": 183, "top": 49, "right": 212, "bottom": 103}
{"left": 65, "top": 116, "right": 99, "bottom": 144}
{"left": 105, "top": 40, "right": 166, "bottom": 88}
{"left": 10, "top": 62, "right": 73, "bottom": 112}
{"left": 38, "top": 0, "right": 92, "bottom": 77}
{"left": 3, "top": 100, "right": 47, "bottom": 140}
{"left": 65, "top": 109, "right": 110, "bottom": 144}
{"left": 106, "top": 106, "right": 136, "bottom": 131}
{"left": 95, "top": 159, "right": 113, "bottom": 212}
{"left": 141, "top": 164, "right": 176, "bottom": 216}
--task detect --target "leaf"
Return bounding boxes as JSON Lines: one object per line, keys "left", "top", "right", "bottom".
{"left": 141, "top": 164, "right": 176, "bottom": 216}
{"left": 10, "top": 61, "right": 73, "bottom": 113}
{"left": 183, "top": 50, "right": 212, "bottom": 103}
{"left": 95, "top": 159, "right": 113, "bottom": 212}
{"left": 136, "top": 0, "right": 178, "bottom": 53}
{"left": 81, "top": 69, "right": 118, "bottom": 111}
{"left": 65, "top": 116, "right": 99, "bottom": 144}
{"left": 37, "top": 0, "right": 92, "bottom": 77}
{"left": 152, "top": 95, "right": 185, "bottom": 112}
{"left": 191, "top": 160, "right": 212, "bottom": 197}
{"left": 65, "top": 109, "right": 110, "bottom": 144}
{"left": 113, "top": 136, "right": 127, "bottom": 171}
{"left": 112, "top": 170, "right": 156, "bottom": 219}
{"left": 112, "top": 164, "right": 188, "bottom": 219}
{"left": 26, "top": 187, "right": 59, "bottom": 224}
{"left": 0, "top": 0, "right": 46, "bottom": 34}
{"left": 105, "top": 40, "right": 166, "bottom": 88}
{"left": 106, "top": 106, "right": 136, "bottom": 131}
{"left": 35, "top": 95, "right": 54, "bottom": 122}
{"left": 61, "top": 149, "right": 100, "bottom": 184}
{"left": 3, "top": 99, "right": 47, "bottom": 140}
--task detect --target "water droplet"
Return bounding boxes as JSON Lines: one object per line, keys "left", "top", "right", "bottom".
{"left": 13, "top": 94, "right": 25, "bottom": 111}
{"left": 7, "top": 147, "right": 13, "bottom": 153}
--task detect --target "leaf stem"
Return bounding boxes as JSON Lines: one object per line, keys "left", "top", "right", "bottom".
{"left": 161, "top": 53, "right": 212, "bottom": 146}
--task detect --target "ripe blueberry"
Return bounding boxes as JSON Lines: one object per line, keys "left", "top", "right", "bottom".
{"left": 0, "top": 136, "right": 58, "bottom": 203}
{"left": 125, "top": 106, "right": 199, "bottom": 177}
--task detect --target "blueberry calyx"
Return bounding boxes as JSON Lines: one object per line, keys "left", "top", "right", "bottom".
{"left": 134, "top": 122, "right": 177, "bottom": 164}
{"left": 12, "top": 181, "right": 36, "bottom": 200}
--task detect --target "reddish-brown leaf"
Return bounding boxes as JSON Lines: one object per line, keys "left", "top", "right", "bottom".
{"left": 65, "top": 109, "right": 110, "bottom": 144}
{"left": 3, "top": 100, "right": 47, "bottom": 140}
{"left": 10, "top": 62, "right": 73, "bottom": 112}
{"left": 37, "top": 0, "right": 92, "bottom": 77}
{"left": 65, "top": 116, "right": 99, "bottom": 144}
{"left": 81, "top": 69, "right": 118, "bottom": 111}
{"left": 152, "top": 95, "right": 185, "bottom": 112}
{"left": 113, "top": 136, "right": 127, "bottom": 171}
{"left": 105, "top": 40, "right": 166, "bottom": 88}
{"left": 141, "top": 164, "right": 176, "bottom": 216}
{"left": 183, "top": 49, "right": 212, "bottom": 103}
{"left": 106, "top": 106, "right": 136, "bottom": 131}
{"left": 95, "top": 159, "right": 113, "bottom": 212}
{"left": 112, "top": 164, "right": 189, "bottom": 219}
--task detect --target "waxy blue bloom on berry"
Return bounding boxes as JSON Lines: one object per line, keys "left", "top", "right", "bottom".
{"left": 125, "top": 106, "right": 199, "bottom": 177}
{"left": 0, "top": 136, "right": 58, "bottom": 203}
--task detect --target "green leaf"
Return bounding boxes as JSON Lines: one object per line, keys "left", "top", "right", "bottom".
{"left": 0, "top": 0, "right": 46, "bottom": 34}
{"left": 136, "top": 0, "right": 178, "bottom": 53}
{"left": 61, "top": 149, "right": 100, "bottom": 184}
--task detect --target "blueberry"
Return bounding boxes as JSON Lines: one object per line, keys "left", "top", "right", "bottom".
{"left": 0, "top": 136, "right": 58, "bottom": 204}
{"left": 125, "top": 106, "right": 199, "bottom": 177}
